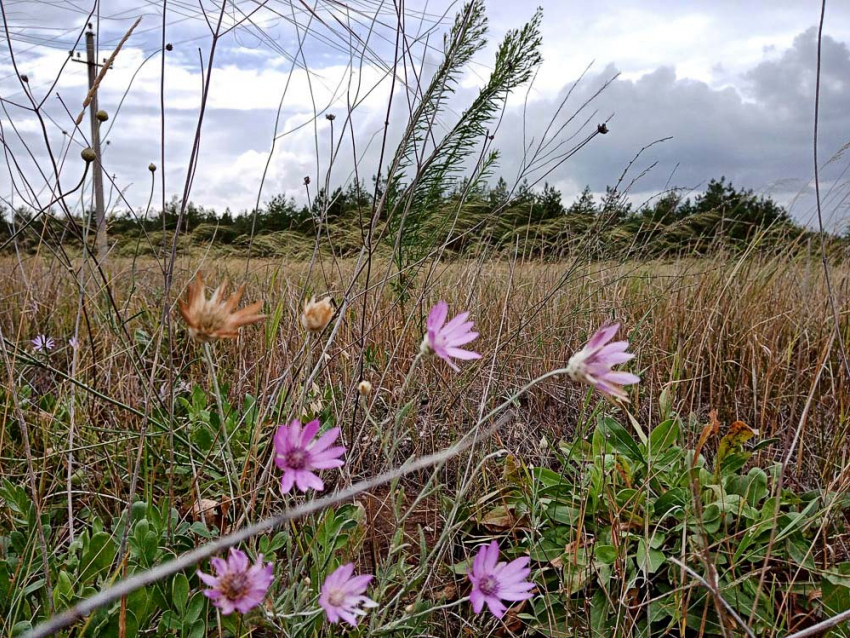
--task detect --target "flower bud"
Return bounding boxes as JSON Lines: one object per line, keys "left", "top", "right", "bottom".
{"left": 148, "top": 163, "right": 157, "bottom": 172}
{"left": 301, "top": 296, "right": 333, "bottom": 334}
{"left": 358, "top": 380, "right": 372, "bottom": 397}
{"left": 96, "top": 109, "right": 108, "bottom": 122}
{"left": 81, "top": 147, "right": 96, "bottom": 163}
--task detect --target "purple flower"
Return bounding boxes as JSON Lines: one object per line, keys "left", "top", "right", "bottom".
{"left": 566, "top": 323, "right": 640, "bottom": 401}
{"left": 273, "top": 419, "right": 345, "bottom": 494}
{"left": 68, "top": 336, "right": 79, "bottom": 349}
{"left": 197, "top": 548, "right": 274, "bottom": 615}
{"left": 468, "top": 541, "right": 534, "bottom": 619}
{"left": 319, "top": 563, "right": 377, "bottom": 626}
{"left": 31, "top": 335, "right": 55, "bottom": 352}
{"left": 421, "top": 300, "right": 481, "bottom": 372}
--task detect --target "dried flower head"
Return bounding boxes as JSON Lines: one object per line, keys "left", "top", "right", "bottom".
{"left": 178, "top": 273, "right": 265, "bottom": 342}
{"left": 357, "top": 380, "right": 372, "bottom": 397}
{"left": 566, "top": 323, "right": 640, "bottom": 401}
{"left": 468, "top": 541, "right": 534, "bottom": 618}
{"left": 301, "top": 296, "right": 334, "bottom": 334}
{"left": 319, "top": 563, "right": 377, "bottom": 626}
{"left": 421, "top": 300, "right": 481, "bottom": 372}
{"left": 198, "top": 548, "right": 274, "bottom": 615}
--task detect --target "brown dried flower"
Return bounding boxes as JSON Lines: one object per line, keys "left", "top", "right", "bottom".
{"left": 301, "top": 296, "right": 334, "bottom": 334}
{"left": 178, "top": 273, "right": 265, "bottom": 342}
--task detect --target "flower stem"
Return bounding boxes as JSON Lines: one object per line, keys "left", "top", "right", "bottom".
{"left": 397, "top": 350, "right": 423, "bottom": 400}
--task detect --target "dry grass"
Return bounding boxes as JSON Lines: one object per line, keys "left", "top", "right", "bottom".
{"left": 2, "top": 253, "right": 846, "bottom": 488}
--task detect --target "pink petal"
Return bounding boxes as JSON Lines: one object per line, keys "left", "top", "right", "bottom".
{"left": 441, "top": 311, "right": 470, "bottom": 335}
{"left": 500, "top": 589, "right": 535, "bottom": 601}
{"left": 446, "top": 330, "right": 479, "bottom": 347}
{"left": 603, "top": 371, "right": 640, "bottom": 385}
{"left": 197, "top": 571, "right": 219, "bottom": 587}
{"left": 338, "top": 609, "right": 359, "bottom": 627}
{"left": 309, "top": 427, "right": 341, "bottom": 454}
{"left": 484, "top": 541, "right": 500, "bottom": 571}
{"left": 288, "top": 419, "right": 302, "bottom": 447}
{"left": 300, "top": 419, "right": 321, "bottom": 445}
{"left": 486, "top": 597, "right": 507, "bottom": 618}
{"left": 343, "top": 574, "right": 373, "bottom": 594}
{"left": 446, "top": 347, "right": 481, "bottom": 361}
{"left": 587, "top": 324, "right": 620, "bottom": 351}
{"left": 280, "top": 470, "right": 296, "bottom": 494}
{"left": 273, "top": 423, "right": 291, "bottom": 454}
{"left": 470, "top": 588, "right": 485, "bottom": 614}
{"left": 426, "top": 301, "right": 448, "bottom": 332}
{"left": 310, "top": 451, "right": 346, "bottom": 469}
{"left": 437, "top": 351, "right": 460, "bottom": 372}
{"left": 294, "top": 470, "right": 324, "bottom": 492}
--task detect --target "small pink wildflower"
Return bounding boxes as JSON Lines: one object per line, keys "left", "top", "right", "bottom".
{"left": 273, "top": 419, "right": 345, "bottom": 494}
{"left": 468, "top": 541, "right": 534, "bottom": 619}
{"left": 421, "top": 300, "right": 481, "bottom": 372}
{"left": 197, "top": 548, "right": 273, "bottom": 615}
{"left": 31, "top": 335, "right": 55, "bottom": 352}
{"left": 319, "top": 563, "right": 377, "bottom": 626}
{"left": 68, "top": 336, "right": 79, "bottom": 349}
{"left": 566, "top": 323, "right": 640, "bottom": 401}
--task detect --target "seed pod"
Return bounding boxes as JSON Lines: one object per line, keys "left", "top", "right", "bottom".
{"left": 81, "top": 147, "right": 96, "bottom": 163}
{"left": 148, "top": 163, "right": 157, "bottom": 172}
{"left": 96, "top": 110, "right": 109, "bottom": 122}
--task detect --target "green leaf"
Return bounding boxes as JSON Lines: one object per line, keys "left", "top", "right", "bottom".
{"left": 648, "top": 419, "right": 679, "bottom": 458}
{"left": 636, "top": 539, "right": 665, "bottom": 574}
{"left": 188, "top": 619, "right": 206, "bottom": 638}
{"left": 172, "top": 573, "right": 189, "bottom": 613}
{"left": 594, "top": 545, "right": 618, "bottom": 564}
{"left": 185, "top": 593, "right": 205, "bottom": 625}
{"left": 548, "top": 504, "right": 580, "bottom": 525}
{"left": 597, "top": 417, "right": 644, "bottom": 465}
{"left": 79, "top": 532, "right": 116, "bottom": 585}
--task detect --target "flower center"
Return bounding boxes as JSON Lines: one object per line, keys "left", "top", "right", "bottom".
{"left": 327, "top": 587, "right": 347, "bottom": 607}
{"left": 478, "top": 575, "right": 499, "bottom": 597}
{"left": 285, "top": 448, "right": 308, "bottom": 470}
{"left": 218, "top": 571, "right": 251, "bottom": 601}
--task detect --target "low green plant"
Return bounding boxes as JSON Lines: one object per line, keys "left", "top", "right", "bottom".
{"left": 477, "top": 407, "right": 850, "bottom": 636}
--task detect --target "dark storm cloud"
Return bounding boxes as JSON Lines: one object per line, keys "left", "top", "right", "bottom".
{"left": 487, "top": 28, "right": 850, "bottom": 225}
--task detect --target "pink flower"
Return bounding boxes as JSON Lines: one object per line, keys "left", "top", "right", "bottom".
{"left": 319, "top": 563, "right": 377, "bottom": 626}
{"left": 421, "top": 300, "right": 481, "bottom": 372}
{"left": 468, "top": 541, "right": 534, "bottom": 618}
{"left": 31, "top": 335, "right": 55, "bottom": 352}
{"left": 566, "top": 323, "right": 640, "bottom": 401}
{"left": 197, "top": 548, "right": 274, "bottom": 615}
{"left": 68, "top": 336, "right": 79, "bottom": 349}
{"left": 273, "top": 419, "right": 345, "bottom": 494}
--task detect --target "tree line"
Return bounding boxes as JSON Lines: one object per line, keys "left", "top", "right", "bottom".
{"left": 0, "top": 176, "right": 834, "bottom": 260}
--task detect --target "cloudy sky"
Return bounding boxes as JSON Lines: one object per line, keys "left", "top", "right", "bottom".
{"left": 2, "top": 0, "right": 849, "bottom": 228}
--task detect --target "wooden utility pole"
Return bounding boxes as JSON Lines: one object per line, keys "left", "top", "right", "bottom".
{"left": 83, "top": 28, "right": 108, "bottom": 263}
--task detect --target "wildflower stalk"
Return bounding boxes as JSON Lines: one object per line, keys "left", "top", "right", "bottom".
{"left": 397, "top": 350, "right": 423, "bottom": 400}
